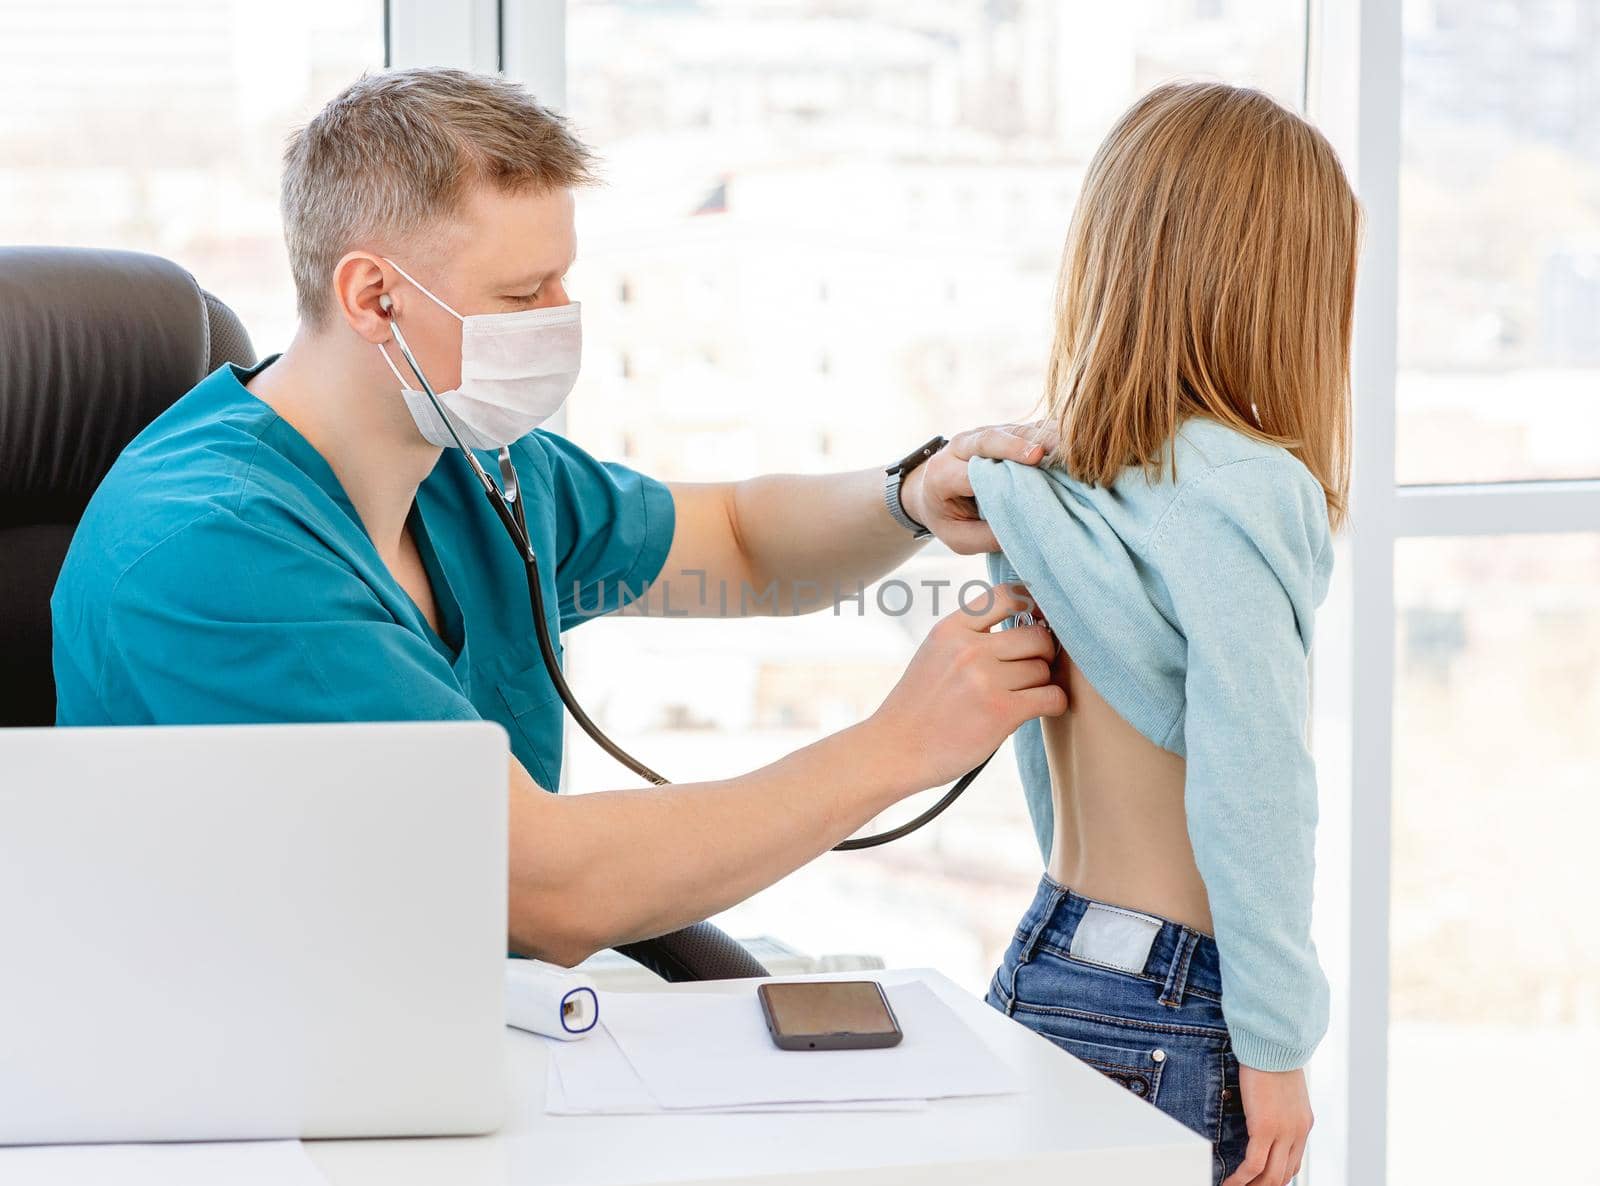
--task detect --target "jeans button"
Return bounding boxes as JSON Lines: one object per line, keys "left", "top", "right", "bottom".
{"left": 1151, "top": 1048, "right": 1166, "bottom": 1063}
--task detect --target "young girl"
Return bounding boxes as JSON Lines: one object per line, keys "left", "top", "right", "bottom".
{"left": 971, "top": 83, "right": 1357, "bottom": 1186}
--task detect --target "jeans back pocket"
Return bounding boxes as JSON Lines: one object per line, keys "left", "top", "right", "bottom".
{"left": 1055, "top": 1033, "right": 1167, "bottom": 1103}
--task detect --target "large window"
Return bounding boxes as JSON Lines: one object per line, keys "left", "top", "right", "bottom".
{"left": 560, "top": 0, "right": 1309, "bottom": 991}
{"left": 16, "top": 4, "right": 1597, "bottom": 1180}
{"left": 1306, "top": 1, "right": 1600, "bottom": 1181}
{"left": 1396, "top": 0, "right": 1600, "bottom": 484}
{"left": 1377, "top": 2, "right": 1600, "bottom": 1181}
{"left": 1389, "top": 534, "right": 1600, "bottom": 1185}
{"left": 0, "top": 0, "right": 386, "bottom": 351}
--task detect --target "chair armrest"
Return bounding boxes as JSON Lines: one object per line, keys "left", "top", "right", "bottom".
{"left": 613, "top": 921, "right": 770, "bottom": 982}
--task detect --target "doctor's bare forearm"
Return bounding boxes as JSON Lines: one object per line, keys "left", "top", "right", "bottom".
{"left": 733, "top": 468, "right": 922, "bottom": 604}
{"left": 507, "top": 584, "right": 1063, "bottom": 964}
{"left": 629, "top": 469, "right": 917, "bottom": 618}
{"left": 503, "top": 717, "right": 912, "bottom": 965}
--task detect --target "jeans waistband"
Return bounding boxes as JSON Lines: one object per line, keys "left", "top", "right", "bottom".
{"left": 1014, "top": 873, "right": 1224, "bottom": 1004}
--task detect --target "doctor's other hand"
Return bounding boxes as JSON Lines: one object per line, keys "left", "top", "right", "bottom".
{"left": 868, "top": 583, "right": 1066, "bottom": 789}
{"left": 900, "top": 421, "right": 1060, "bottom": 555}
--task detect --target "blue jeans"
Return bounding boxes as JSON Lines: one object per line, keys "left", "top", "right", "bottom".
{"left": 987, "top": 875, "right": 1248, "bottom": 1186}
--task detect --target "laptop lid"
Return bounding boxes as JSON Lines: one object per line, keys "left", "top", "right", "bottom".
{"left": 0, "top": 722, "right": 508, "bottom": 1144}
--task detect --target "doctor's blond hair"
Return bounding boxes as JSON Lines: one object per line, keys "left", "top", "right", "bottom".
{"left": 1044, "top": 82, "right": 1358, "bottom": 530}
{"left": 281, "top": 68, "right": 595, "bottom": 327}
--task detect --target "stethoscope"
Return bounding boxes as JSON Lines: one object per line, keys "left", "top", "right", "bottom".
{"left": 380, "top": 296, "right": 991, "bottom": 850}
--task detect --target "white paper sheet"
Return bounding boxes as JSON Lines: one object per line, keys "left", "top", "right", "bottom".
{"left": 0, "top": 1140, "right": 325, "bottom": 1186}
{"left": 600, "top": 980, "right": 1019, "bottom": 1110}
{"left": 546, "top": 1023, "right": 926, "bottom": 1115}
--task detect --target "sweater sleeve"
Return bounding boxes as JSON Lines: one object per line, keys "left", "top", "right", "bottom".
{"left": 1153, "top": 457, "right": 1331, "bottom": 1071}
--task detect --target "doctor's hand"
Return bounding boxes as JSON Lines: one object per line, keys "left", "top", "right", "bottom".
{"left": 868, "top": 583, "right": 1066, "bottom": 789}
{"left": 900, "top": 422, "right": 1060, "bottom": 554}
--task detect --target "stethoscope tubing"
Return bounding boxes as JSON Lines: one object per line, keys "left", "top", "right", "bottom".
{"left": 382, "top": 307, "right": 988, "bottom": 850}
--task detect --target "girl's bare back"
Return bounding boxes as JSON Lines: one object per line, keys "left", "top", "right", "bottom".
{"left": 1041, "top": 647, "right": 1215, "bottom": 937}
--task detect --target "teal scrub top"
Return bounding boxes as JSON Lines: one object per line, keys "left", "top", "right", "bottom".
{"left": 51, "top": 358, "right": 675, "bottom": 791}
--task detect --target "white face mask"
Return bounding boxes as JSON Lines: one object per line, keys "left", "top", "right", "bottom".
{"left": 377, "top": 257, "right": 581, "bottom": 451}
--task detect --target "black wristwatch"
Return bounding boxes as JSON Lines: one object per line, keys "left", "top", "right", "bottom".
{"left": 883, "top": 435, "right": 947, "bottom": 540}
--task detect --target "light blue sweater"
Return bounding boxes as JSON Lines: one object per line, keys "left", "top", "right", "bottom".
{"left": 969, "top": 417, "right": 1332, "bottom": 1072}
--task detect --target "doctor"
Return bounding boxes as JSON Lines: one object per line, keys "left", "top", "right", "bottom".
{"left": 51, "top": 68, "right": 1065, "bottom": 965}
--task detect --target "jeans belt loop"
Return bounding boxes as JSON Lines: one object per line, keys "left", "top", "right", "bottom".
{"left": 1018, "top": 882, "right": 1067, "bottom": 965}
{"left": 1159, "top": 927, "right": 1201, "bottom": 1008}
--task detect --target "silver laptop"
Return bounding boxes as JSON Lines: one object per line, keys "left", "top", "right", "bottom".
{"left": 0, "top": 722, "right": 508, "bottom": 1145}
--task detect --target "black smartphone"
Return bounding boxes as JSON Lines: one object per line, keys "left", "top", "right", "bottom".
{"left": 757, "top": 980, "right": 903, "bottom": 1051}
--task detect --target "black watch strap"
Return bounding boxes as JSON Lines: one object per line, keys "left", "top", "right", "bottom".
{"left": 884, "top": 434, "right": 947, "bottom": 540}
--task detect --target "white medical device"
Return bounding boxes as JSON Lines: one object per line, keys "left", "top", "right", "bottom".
{"left": 0, "top": 722, "right": 509, "bottom": 1145}
{"left": 505, "top": 960, "right": 599, "bottom": 1040}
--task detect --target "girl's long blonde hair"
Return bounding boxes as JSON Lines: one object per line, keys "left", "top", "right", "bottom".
{"left": 1046, "top": 82, "right": 1359, "bottom": 529}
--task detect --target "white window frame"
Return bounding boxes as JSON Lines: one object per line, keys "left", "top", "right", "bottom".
{"left": 386, "top": 0, "right": 499, "bottom": 73}
{"left": 386, "top": 3, "right": 1600, "bottom": 1181}
{"left": 1312, "top": 1, "right": 1600, "bottom": 1182}
{"left": 386, "top": 0, "right": 565, "bottom": 108}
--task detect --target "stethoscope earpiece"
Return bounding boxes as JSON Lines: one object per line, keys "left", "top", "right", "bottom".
{"left": 378, "top": 293, "right": 394, "bottom": 314}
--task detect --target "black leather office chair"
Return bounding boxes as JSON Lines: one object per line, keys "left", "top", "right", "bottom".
{"left": 0, "top": 247, "right": 251, "bottom": 727}
{"left": 0, "top": 245, "right": 766, "bottom": 982}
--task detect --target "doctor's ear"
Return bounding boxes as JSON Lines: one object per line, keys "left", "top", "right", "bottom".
{"left": 330, "top": 251, "right": 396, "bottom": 345}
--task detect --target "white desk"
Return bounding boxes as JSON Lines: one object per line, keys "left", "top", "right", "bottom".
{"left": 305, "top": 969, "right": 1209, "bottom": 1186}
